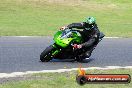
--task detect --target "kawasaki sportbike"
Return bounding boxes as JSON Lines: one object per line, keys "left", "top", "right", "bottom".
{"left": 40, "top": 28, "right": 105, "bottom": 62}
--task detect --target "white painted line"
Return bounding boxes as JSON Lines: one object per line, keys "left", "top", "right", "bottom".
{"left": 0, "top": 36, "right": 44, "bottom": 38}
{"left": 0, "top": 66, "right": 132, "bottom": 78}
{"left": 16, "top": 36, "right": 32, "bottom": 38}
{"left": 0, "top": 36, "right": 122, "bottom": 38}
{"left": 104, "top": 37, "right": 120, "bottom": 38}
{"left": 105, "top": 66, "right": 122, "bottom": 69}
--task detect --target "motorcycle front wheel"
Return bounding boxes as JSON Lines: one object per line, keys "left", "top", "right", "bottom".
{"left": 40, "top": 45, "right": 55, "bottom": 62}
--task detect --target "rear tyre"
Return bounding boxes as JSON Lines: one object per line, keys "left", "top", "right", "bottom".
{"left": 76, "top": 50, "right": 92, "bottom": 62}
{"left": 40, "top": 45, "right": 55, "bottom": 62}
{"left": 76, "top": 57, "right": 84, "bottom": 62}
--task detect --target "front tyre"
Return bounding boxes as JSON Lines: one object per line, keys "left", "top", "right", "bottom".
{"left": 40, "top": 45, "right": 55, "bottom": 62}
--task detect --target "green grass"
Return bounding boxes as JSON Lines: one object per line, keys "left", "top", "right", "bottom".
{"left": 0, "top": 0, "right": 132, "bottom": 37}
{"left": 0, "top": 69, "right": 132, "bottom": 88}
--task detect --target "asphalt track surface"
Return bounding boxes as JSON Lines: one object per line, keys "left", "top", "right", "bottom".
{"left": 0, "top": 37, "right": 132, "bottom": 73}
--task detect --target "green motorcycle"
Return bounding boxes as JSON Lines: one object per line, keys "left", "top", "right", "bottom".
{"left": 40, "top": 28, "right": 104, "bottom": 62}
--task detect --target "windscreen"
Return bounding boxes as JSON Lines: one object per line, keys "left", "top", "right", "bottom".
{"left": 61, "top": 29, "right": 81, "bottom": 39}
{"left": 61, "top": 29, "right": 72, "bottom": 39}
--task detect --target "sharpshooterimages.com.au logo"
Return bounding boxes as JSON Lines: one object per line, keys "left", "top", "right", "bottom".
{"left": 76, "top": 67, "right": 131, "bottom": 85}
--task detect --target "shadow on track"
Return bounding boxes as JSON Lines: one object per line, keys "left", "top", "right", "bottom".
{"left": 42, "top": 58, "right": 95, "bottom": 63}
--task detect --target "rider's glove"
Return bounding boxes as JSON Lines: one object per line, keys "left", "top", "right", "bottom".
{"left": 73, "top": 44, "right": 82, "bottom": 49}
{"left": 60, "top": 26, "right": 68, "bottom": 30}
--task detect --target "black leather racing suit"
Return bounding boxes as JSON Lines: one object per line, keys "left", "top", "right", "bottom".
{"left": 67, "top": 22, "right": 100, "bottom": 58}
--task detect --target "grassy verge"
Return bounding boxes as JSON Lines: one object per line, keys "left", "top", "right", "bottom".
{"left": 0, "top": 0, "right": 132, "bottom": 37}
{"left": 0, "top": 69, "right": 131, "bottom": 88}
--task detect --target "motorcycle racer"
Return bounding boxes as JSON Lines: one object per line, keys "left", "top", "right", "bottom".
{"left": 60, "top": 16, "right": 101, "bottom": 60}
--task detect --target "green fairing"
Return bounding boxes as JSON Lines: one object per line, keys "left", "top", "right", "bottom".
{"left": 53, "top": 30, "right": 82, "bottom": 48}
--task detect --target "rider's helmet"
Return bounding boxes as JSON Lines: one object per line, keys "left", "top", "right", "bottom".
{"left": 85, "top": 16, "right": 96, "bottom": 24}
